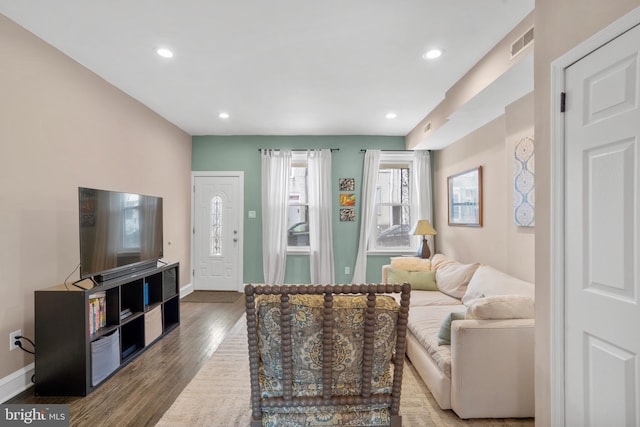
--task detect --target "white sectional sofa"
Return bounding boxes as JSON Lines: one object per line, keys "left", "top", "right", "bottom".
{"left": 382, "top": 254, "right": 535, "bottom": 419}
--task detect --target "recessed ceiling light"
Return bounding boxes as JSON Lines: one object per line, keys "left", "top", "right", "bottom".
{"left": 156, "top": 47, "right": 174, "bottom": 58}
{"left": 218, "top": 112, "right": 230, "bottom": 119}
{"left": 422, "top": 49, "right": 443, "bottom": 60}
{"left": 385, "top": 112, "right": 397, "bottom": 119}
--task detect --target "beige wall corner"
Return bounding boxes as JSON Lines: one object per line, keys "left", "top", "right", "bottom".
{"left": 407, "top": 11, "right": 534, "bottom": 150}
{"left": 0, "top": 14, "right": 192, "bottom": 396}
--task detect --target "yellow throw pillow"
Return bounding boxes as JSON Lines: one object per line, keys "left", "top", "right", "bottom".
{"left": 387, "top": 267, "right": 438, "bottom": 291}
{"left": 390, "top": 257, "right": 431, "bottom": 272}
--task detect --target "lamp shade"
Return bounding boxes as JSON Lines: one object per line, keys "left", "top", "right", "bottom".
{"left": 410, "top": 219, "right": 437, "bottom": 236}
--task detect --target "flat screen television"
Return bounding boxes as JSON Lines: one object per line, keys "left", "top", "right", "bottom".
{"left": 79, "top": 187, "right": 163, "bottom": 281}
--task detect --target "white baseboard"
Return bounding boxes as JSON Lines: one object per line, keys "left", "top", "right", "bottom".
{"left": 180, "top": 282, "right": 193, "bottom": 298}
{"left": 0, "top": 363, "right": 34, "bottom": 403}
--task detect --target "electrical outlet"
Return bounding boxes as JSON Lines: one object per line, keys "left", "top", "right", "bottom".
{"left": 344, "top": 266, "right": 351, "bottom": 275}
{"left": 9, "top": 329, "right": 21, "bottom": 351}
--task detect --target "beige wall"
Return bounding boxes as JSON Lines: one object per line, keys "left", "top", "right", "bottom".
{"left": 0, "top": 15, "right": 192, "bottom": 385}
{"left": 534, "top": 1, "right": 640, "bottom": 425}
{"left": 407, "top": 12, "right": 534, "bottom": 149}
{"left": 433, "top": 93, "right": 534, "bottom": 282}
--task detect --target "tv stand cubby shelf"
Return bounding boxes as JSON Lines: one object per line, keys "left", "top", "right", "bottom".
{"left": 34, "top": 262, "right": 180, "bottom": 396}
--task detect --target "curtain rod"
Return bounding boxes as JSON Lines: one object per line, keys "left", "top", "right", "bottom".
{"left": 258, "top": 148, "right": 339, "bottom": 152}
{"left": 359, "top": 149, "right": 413, "bottom": 152}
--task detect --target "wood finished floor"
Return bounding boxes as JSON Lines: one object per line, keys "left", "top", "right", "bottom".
{"left": 8, "top": 295, "right": 245, "bottom": 427}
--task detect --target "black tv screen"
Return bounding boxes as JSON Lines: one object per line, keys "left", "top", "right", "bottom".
{"left": 79, "top": 187, "right": 163, "bottom": 280}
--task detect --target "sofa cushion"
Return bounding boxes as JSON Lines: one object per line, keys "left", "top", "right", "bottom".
{"left": 387, "top": 267, "right": 438, "bottom": 291}
{"left": 434, "top": 261, "right": 480, "bottom": 299}
{"left": 398, "top": 290, "right": 461, "bottom": 307}
{"left": 461, "top": 265, "right": 535, "bottom": 306}
{"left": 390, "top": 256, "right": 431, "bottom": 272}
{"left": 406, "top": 305, "right": 459, "bottom": 378}
{"left": 437, "top": 311, "right": 467, "bottom": 345}
{"left": 466, "top": 295, "right": 535, "bottom": 320}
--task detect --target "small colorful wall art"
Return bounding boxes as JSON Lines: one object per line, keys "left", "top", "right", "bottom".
{"left": 338, "top": 178, "right": 356, "bottom": 221}
{"left": 513, "top": 135, "right": 535, "bottom": 227}
{"left": 340, "top": 208, "right": 355, "bottom": 222}
{"left": 339, "top": 178, "right": 355, "bottom": 191}
{"left": 339, "top": 193, "right": 356, "bottom": 206}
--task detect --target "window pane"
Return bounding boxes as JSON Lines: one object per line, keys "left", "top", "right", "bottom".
{"left": 289, "top": 167, "right": 307, "bottom": 203}
{"left": 375, "top": 165, "right": 411, "bottom": 248}
{"left": 210, "top": 196, "right": 222, "bottom": 256}
{"left": 288, "top": 164, "right": 309, "bottom": 248}
{"left": 287, "top": 205, "right": 309, "bottom": 247}
{"left": 376, "top": 210, "right": 411, "bottom": 247}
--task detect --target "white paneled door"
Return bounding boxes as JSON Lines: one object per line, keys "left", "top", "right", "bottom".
{"left": 564, "top": 23, "right": 640, "bottom": 426}
{"left": 193, "top": 173, "right": 243, "bottom": 291}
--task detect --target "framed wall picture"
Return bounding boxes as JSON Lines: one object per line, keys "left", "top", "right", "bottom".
{"left": 339, "top": 193, "right": 356, "bottom": 206}
{"left": 447, "top": 166, "right": 483, "bottom": 226}
{"left": 340, "top": 208, "right": 355, "bottom": 222}
{"left": 339, "top": 178, "right": 355, "bottom": 191}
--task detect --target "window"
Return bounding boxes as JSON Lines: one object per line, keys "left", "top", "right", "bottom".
{"left": 287, "top": 153, "right": 309, "bottom": 250}
{"left": 370, "top": 153, "right": 414, "bottom": 252}
{"left": 210, "top": 196, "right": 223, "bottom": 256}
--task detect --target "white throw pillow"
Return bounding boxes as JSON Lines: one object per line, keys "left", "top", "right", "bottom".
{"left": 390, "top": 257, "right": 431, "bottom": 272}
{"left": 430, "top": 253, "right": 455, "bottom": 271}
{"left": 466, "top": 295, "right": 535, "bottom": 320}
{"left": 435, "top": 261, "right": 480, "bottom": 299}
{"left": 462, "top": 265, "right": 535, "bottom": 306}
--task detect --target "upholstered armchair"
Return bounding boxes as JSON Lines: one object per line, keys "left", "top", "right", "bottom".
{"left": 244, "top": 283, "right": 411, "bottom": 427}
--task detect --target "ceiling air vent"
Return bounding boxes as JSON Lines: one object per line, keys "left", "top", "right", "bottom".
{"left": 423, "top": 121, "right": 432, "bottom": 134}
{"left": 511, "top": 26, "right": 534, "bottom": 59}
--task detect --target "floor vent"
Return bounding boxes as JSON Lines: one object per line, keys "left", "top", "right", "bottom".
{"left": 511, "top": 26, "right": 534, "bottom": 59}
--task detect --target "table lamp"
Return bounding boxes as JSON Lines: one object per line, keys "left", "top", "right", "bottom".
{"left": 410, "top": 219, "right": 437, "bottom": 259}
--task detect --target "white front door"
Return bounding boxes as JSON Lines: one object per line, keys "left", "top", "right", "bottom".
{"left": 192, "top": 172, "right": 244, "bottom": 291}
{"left": 564, "top": 23, "right": 640, "bottom": 426}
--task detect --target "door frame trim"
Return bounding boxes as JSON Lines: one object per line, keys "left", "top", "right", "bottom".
{"left": 191, "top": 171, "right": 245, "bottom": 291}
{"left": 549, "top": 7, "right": 640, "bottom": 426}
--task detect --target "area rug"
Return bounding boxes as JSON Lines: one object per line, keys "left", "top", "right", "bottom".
{"left": 156, "top": 317, "right": 533, "bottom": 427}
{"left": 181, "top": 291, "right": 243, "bottom": 303}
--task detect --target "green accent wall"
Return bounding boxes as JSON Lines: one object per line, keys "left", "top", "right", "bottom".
{"left": 191, "top": 135, "right": 407, "bottom": 284}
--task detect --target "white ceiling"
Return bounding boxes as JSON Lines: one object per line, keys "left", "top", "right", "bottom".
{"left": 0, "top": 1, "right": 534, "bottom": 143}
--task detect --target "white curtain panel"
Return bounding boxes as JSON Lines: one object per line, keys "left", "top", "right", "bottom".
{"left": 307, "top": 149, "right": 335, "bottom": 283}
{"left": 352, "top": 149, "right": 381, "bottom": 284}
{"left": 413, "top": 150, "right": 434, "bottom": 255}
{"left": 261, "top": 150, "right": 291, "bottom": 284}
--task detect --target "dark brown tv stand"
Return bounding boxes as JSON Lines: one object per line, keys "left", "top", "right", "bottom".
{"left": 34, "top": 262, "right": 180, "bottom": 396}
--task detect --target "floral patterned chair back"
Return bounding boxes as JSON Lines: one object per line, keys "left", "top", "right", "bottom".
{"left": 244, "top": 283, "right": 410, "bottom": 427}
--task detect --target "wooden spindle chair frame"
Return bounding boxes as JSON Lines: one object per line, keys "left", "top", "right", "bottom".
{"left": 245, "top": 283, "right": 410, "bottom": 427}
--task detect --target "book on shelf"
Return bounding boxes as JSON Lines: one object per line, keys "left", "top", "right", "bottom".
{"left": 120, "top": 308, "right": 133, "bottom": 320}
{"left": 88, "top": 291, "right": 106, "bottom": 335}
